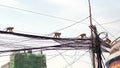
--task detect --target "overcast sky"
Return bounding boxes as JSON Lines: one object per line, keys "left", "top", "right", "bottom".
{"left": 0, "top": 0, "right": 119, "bottom": 68}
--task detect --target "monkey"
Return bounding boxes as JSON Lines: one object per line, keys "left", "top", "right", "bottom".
{"left": 79, "top": 33, "right": 86, "bottom": 39}
{"left": 6, "top": 27, "right": 14, "bottom": 32}
{"left": 104, "top": 38, "right": 111, "bottom": 44}
{"left": 54, "top": 32, "right": 61, "bottom": 38}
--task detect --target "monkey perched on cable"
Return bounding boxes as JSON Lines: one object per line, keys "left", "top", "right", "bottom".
{"left": 79, "top": 33, "right": 86, "bottom": 39}
{"left": 54, "top": 32, "right": 61, "bottom": 38}
{"left": 6, "top": 27, "right": 14, "bottom": 32}
{"left": 104, "top": 38, "right": 111, "bottom": 44}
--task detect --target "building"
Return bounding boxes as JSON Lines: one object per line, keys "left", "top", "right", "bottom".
{"left": 1, "top": 52, "right": 47, "bottom": 68}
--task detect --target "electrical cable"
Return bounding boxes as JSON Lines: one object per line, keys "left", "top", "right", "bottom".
{"left": 54, "top": 17, "right": 89, "bottom": 31}
{"left": 0, "top": 38, "right": 32, "bottom": 48}
{"left": 64, "top": 50, "right": 89, "bottom": 68}
{"left": 70, "top": 50, "right": 78, "bottom": 61}
{"left": 100, "top": 19, "right": 120, "bottom": 25}
{"left": 92, "top": 18, "right": 115, "bottom": 39}
{"left": 113, "top": 31, "right": 120, "bottom": 38}
{"left": 47, "top": 50, "right": 68, "bottom": 61}
{"left": 46, "top": 17, "right": 89, "bottom": 36}
{"left": 0, "top": 4, "right": 78, "bottom": 22}
{"left": 89, "top": 48, "right": 94, "bottom": 68}
{"left": 68, "top": 50, "right": 80, "bottom": 65}
{"left": 111, "top": 36, "right": 120, "bottom": 45}
{"left": 56, "top": 50, "right": 73, "bottom": 68}
{"left": 62, "top": 50, "right": 79, "bottom": 68}
{"left": 0, "top": 35, "right": 58, "bottom": 49}
{"left": 101, "top": 53, "right": 106, "bottom": 68}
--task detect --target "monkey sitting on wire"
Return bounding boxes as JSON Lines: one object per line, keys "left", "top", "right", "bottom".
{"left": 79, "top": 33, "right": 86, "bottom": 39}
{"left": 6, "top": 27, "right": 14, "bottom": 32}
{"left": 104, "top": 38, "right": 111, "bottom": 44}
{"left": 54, "top": 32, "right": 61, "bottom": 38}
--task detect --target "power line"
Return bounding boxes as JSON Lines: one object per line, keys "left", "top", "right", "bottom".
{"left": 64, "top": 50, "right": 89, "bottom": 68}
{"left": 0, "top": 4, "right": 78, "bottom": 22}
{"left": 92, "top": 18, "right": 115, "bottom": 39}
{"left": 0, "top": 30, "right": 91, "bottom": 41}
{"left": 113, "top": 31, "right": 120, "bottom": 38}
{"left": 100, "top": 19, "right": 120, "bottom": 25}
{"left": 101, "top": 53, "right": 106, "bottom": 68}
{"left": 0, "top": 41, "right": 89, "bottom": 53}
{"left": 46, "top": 17, "right": 89, "bottom": 36}
{"left": 54, "top": 17, "right": 89, "bottom": 31}
{"left": 0, "top": 38, "right": 32, "bottom": 48}
{"left": 56, "top": 50, "right": 73, "bottom": 68}
{"left": 47, "top": 50, "right": 68, "bottom": 61}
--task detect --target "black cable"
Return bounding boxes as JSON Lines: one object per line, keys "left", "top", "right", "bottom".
{"left": 0, "top": 41, "right": 80, "bottom": 53}
{"left": 0, "top": 38, "right": 32, "bottom": 48}
{"left": 101, "top": 53, "right": 107, "bottom": 68}
{"left": 89, "top": 48, "right": 94, "bottom": 68}
{"left": 0, "top": 34, "right": 58, "bottom": 49}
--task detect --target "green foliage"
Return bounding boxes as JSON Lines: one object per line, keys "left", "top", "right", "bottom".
{"left": 9, "top": 52, "right": 47, "bottom": 68}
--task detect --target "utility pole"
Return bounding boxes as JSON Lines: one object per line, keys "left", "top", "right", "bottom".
{"left": 88, "top": 0, "right": 96, "bottom": 68}
{"left": 88, "top": 0, "right": 102, "bottom": 68}
{"left": 93, "top": 26, "right": 102, "bottom": 68}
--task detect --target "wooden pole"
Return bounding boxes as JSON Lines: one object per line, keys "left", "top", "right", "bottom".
{"left": 87, "top": 0, "right": 96, "bottom": 68}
